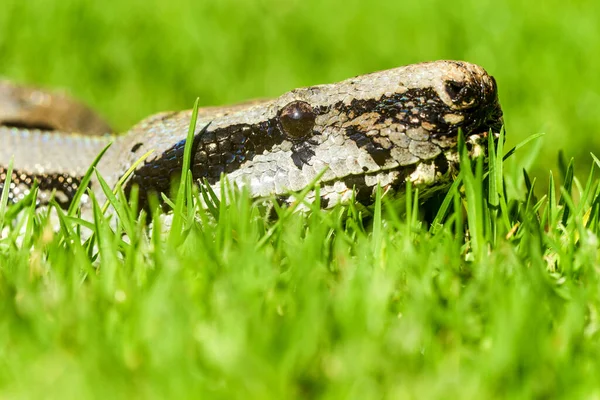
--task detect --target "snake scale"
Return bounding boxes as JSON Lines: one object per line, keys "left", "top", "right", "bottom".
{"left": 0, "top": 61, "right": 503, "bottom": 215}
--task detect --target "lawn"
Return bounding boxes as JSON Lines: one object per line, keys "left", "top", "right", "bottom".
{"left": 1, "top": 0, "right": 600, "bottom": 398}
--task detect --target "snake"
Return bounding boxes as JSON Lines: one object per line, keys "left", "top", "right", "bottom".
{"left": 0, "top": 61, "right": 503, "bottom": 215}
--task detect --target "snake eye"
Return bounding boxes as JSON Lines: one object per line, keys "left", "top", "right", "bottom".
{"left": 278, "top": 101, "right": 316, "bottom": 140}
{"left": 445, "top": 80, "right": 478, "bottom": 108}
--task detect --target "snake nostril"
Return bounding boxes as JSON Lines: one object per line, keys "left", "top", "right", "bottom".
{"left": 445, "top": 80, "right": 478, "bottom": 108}
{"left": 445, "top": 81, "right": 465, "bottom": 99}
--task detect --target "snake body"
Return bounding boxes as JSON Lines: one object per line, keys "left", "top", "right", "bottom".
{"left": 0, "top": 61, "right": 502, "bottom": 213}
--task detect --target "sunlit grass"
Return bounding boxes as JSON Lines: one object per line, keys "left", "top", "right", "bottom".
{"left": 2, "top": 0, "right": 600, "bottom": 397}
{"left": 1, "top": 114, "right": 600, "bottom": 398}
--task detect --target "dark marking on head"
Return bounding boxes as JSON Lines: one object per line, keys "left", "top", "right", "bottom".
{"left": 290, "top": 142, "right": 316, "bottom": 169}
{"left": 335, "top": 86, "right": 501, "bottom": 140}
{"left": 369, "top": 148, "right": 392, "bottom": 166}
{"left": 131, "top": 143, "right": 143, "bottom": 153}
{"left": 191, "top": 120, "right": 284, "bottom": 183}
{"left": 125, "top": 118, "right": 288, "bottom": 207}
{"left": 337, "top": 88, "right": 452, "bottom": 137}
{"left": 346, "top": 128, "right": 392, "bottom": 167}
{"left": 343, "top": 175, "right": 372, "bottom": 207}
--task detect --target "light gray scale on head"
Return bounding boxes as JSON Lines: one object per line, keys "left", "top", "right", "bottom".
{"left": 0, "top": 60, "right": 503, "bottom": 216}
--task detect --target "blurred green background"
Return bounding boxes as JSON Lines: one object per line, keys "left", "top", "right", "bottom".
{"left": 1, "top": 0, "right": 599, "bottom": 181}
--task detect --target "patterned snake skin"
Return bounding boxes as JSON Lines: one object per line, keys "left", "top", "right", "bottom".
{"left": 0, "top": 61, "right": 503, "bottom": 212}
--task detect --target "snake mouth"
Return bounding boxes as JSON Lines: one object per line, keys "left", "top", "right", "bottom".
{"left": 478, "top": 73, "right": 504, "bottom": 135}
{"left": 487, "top": 105, "right": 505, "bottom": 134}
{"left": 464, "top": 97, "right": 504, "bottom": 138}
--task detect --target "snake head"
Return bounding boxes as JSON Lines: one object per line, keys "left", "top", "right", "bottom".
{"left": 255, "top": 60, "right": 505, "bottom": 206}
{"left": 437, "top": 61, "right": 504, "bottom": 136}
{"left": 120, "top": 60, "right": 505, "bottom": 210}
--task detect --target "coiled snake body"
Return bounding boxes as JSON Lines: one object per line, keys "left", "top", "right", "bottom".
{"left": 0, "top": 61, "right": 503, "bottom": 213}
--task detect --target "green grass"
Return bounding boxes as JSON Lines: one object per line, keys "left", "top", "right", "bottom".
{"left": 2, "top": 0, "right": 600, "bottom": 398}
{"left": 1, "top": 120, "right": 600, "bottom": 398}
